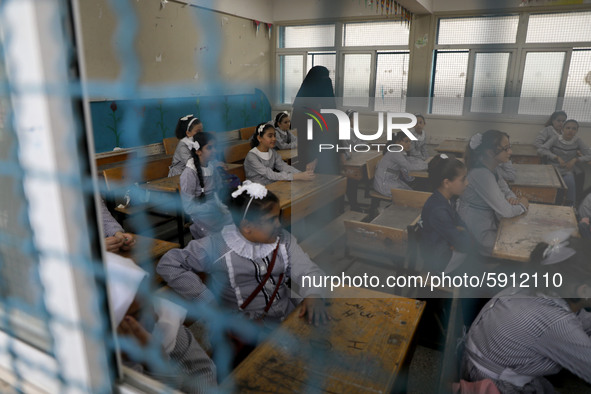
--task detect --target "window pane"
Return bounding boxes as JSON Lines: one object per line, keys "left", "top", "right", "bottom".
{"left": 563, "top": 49, "right": 591, "bottom": 122}
{"left": 431, "top": 51, "right": 469, "bottom": 115}
{"left": 344, "top": 21, "right": 409, "bottom": 46}
{"left": 306, "top": 52, "right": 336, "bottom": 92}
{"left": 518, "top": 52, "right": 565, "bottom": 115}
{"left": 279, "top": 25, "right": 335, "bottom": 48}
{"left": 343, "top": 54, "right": 371, "bottom": 107}
{"left": 438, "top": 16, "right": 519, "bottom": 45}
{"left": 470, "top": 52, "right": 510, "bottom": 113}
{"left": 527, "top": 12, "right": 591, "bottom": 43}
{"left": 280, "top": 55, "right": 303, "bottom": 104}
{"left": 374, "top": 52, "right": 409, "bottom": 112}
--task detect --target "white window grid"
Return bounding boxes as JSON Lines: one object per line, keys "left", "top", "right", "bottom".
{"left": 430, "top": 11, "right": 591, "bottom": 121}
{"left": 275, "top": 21, "right": 410, "bottom": 111}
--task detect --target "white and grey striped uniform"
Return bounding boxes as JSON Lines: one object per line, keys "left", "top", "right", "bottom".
{"left": 157, "top": 224, "right": 325, "bottom": 322}
{"left": 409, "top": 129, "right": 428, "bottom": 161}
{"left": 169, "top": 137, "right": 194, "bottom": 177}
{"left": 100, "top": 198, "right": 124, "bottom": 237}
{"left": 274, "top": 127, "right": 297, "bottom": 150}
{"left": 580, "top": 193, "right": 591, "bottom": 219}
{"left": 462, "top": 287, "right": 591, "bottom": 393}
{"left": 538, "top": 135, "right": 591, "bottom": 176}
{"left": 533, "top": 125, "right": 560, "bottom": 150}
{"left": 244, "top": 147, "right": 301, "bottom": 186}
{"left": 373, "top": 151, "right": 427, "bottom": 197}
{"left": 180, "top": 159, "right": 232, "bottom": 239}
{"left": 458, "top": 167, "right": 526, "bottom": 256}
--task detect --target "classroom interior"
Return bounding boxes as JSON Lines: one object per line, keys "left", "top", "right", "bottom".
{"left": 1, "top": 0, "right": 591, "bottom": 392}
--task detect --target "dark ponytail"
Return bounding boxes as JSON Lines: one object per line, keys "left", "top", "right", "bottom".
{"left": 274, "top": 112, "right": 289, "bottom": 128}
{"left": 544, "top": 111, "right": 567, "bottom": 127}
{"left": 190, "top": 132, "right": 215, "bottom": 201}
{"left": 428, "top": 155, "right": 466, "bottom": 191}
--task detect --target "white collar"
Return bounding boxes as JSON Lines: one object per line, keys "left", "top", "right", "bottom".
{"left": 250, "top": 147, "right": 272, "bottom": 161}
{"left": 558, "top": 135, "right": 577, "bottom": 145}
{"left": 221, "top": 224, "right": 279, "bottom": 260}
{"left": 181, "top": 136, "right": 196, "bottom": 149}
{"left": 186, "top": 158, "right": 214, "bottom": 176}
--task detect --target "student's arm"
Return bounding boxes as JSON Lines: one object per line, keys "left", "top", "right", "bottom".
{"left": 170, "top": 325, "right": 217, "bottom": 392}
{"left": 397, "top": 155, "right": 418, "bottom": 181}
{"left": 539, "top": 315, "right": 591, "bottom": 384}
{"left": 244, "top": 152, "right": 296, "bottom": 182}
{"left": 472, "top": 170, "right": 526, "bottom": 218}
{"left": 273, "top": 150, "right": 301, "bottom": 174}
{"left": 576, "top": 139, "right": 591, "bottom": 162}
{"left": 496, "top": 161, "right": 516, "bottom": 183}
{"left": 533, "top": 127, "right": 550, "bottom": 150}
{"left": 275, "top": 130, "right": 297, "bottom": 150}
{"left": 537, "top": 136, "right": 559, "bottom": 161}
{"left": 179, "top": 169, "right": 201, "bottom": 216}
{"left": 156, "top": 239, "right": 216, "bottom": 304}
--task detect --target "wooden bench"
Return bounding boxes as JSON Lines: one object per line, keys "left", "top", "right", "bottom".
{"left": 96, "top": 150, "right": 137, "bottom": 168}
{"left": 162, "top": 137, "right": 179, "bottom": 155}
{"left": 299, "top": 210, "right": 367, "bottom": 260}
{"left": 223, "top": 139, "right": 251, "bottom": 163}
{"left": 239, "top": 126, "right": 257, "bottom": 141}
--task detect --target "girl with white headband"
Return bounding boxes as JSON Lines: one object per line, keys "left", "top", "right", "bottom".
{"left": 244, "top": 123, "right": 315, "bottom": 185}
{"left": 458, "top": 130, "right": 529, "bottom": 256}
{"left": 273, "top": 111, "right": 297, "bottom": 150}
{"left": 157, "top": 180, "right": 328, "bottom": 329}
{"left": 169, "top": 114, "right": 204, "bottom": 177}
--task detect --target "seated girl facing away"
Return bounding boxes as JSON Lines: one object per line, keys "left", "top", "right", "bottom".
{"left": 373, "top": 131, "right": 428, "bottom": 197}
{"left": 461, "top": 235, "right": 591, "bottom": 393}
{"left": 180, "top": 132, "right": 233, "bottom": 239}
{"left": 157, "top": 181, "right": 329, "bottom": 325}
{"left": 244, "top": 123, "right": 315, "bottom": 186}
{"left": 169, "top": 114, "right": 204, "bottom": 177}
{"left": 458, "top": 130, "right": 529, "bottom": 256}
{"left": 420, "top": 154, "right": 473, "bottom": 273}
{"left": 273, "top": 111, "right": 297, "bottom": 150}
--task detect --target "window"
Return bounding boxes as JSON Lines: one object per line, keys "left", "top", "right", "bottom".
{"left": 430, "top": 12, "right": 591, "bottom": 121}
{"left": 276, "top": 21, "right": 410, "bottom": 110}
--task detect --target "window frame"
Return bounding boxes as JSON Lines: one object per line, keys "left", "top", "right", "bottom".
{"left": 429, "top": 10, "right": 591, "bottom": 122}
{"left": 275, "top": 20, "right": 411, "bottom": 111}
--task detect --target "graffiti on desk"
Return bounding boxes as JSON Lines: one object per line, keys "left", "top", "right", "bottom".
{"left": 347, "top": 339, "right": 367, "bottom": 351}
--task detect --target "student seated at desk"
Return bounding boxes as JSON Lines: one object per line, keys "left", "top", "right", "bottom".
{"left": 420, "top": 154, "right": 473, "bottom": 273}
{"left": 169, "top": 114, "right": 203, "bottom": 177}
{"left": 461, "top": 236, "right": 591, "bottom": 393}
{"left": 273, "top": 111, "right": 297, "bottom": 150}
{"left": 373, "top": 131, "right": 427, "bottom": 197}
{"left": 100, "top": 198, "right": 136, "bottom": 252}
{"left": 578, "top": 192, "right": 591, "bottom": 239}
{"left": 408, "top": 113, "right": 429, "bottom": 162}
{"left": 458, "top": 130, "right": 528, "bottom": 256}
{"left": 538, "top": 119, "right": 591, "bottom": 205}
{"left": 157, "top": 181, "right": 328, "bottom": 325}
{"left": 533, "top": 110, "right": 566, "bottom": 150}
{"left": 180, "top": 132, "right": 233, "bottom": 239}
{"left": 244, "top": 123, "right": 315, "bottom": 186}
{"left": 105, "top": 252, "right": 217, "bottom": 393}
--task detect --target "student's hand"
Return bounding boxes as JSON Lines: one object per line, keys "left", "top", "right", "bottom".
{"left": 299, "top": 297, "right": 330, "bottom": 326}
{"left": 294, "top": 171, "right": 316, "bottom": 181}
{"left": 518, "top": 196, "right": 529, "bottom": 209}
{"left": 581, "top": 217, "right": 590, "bottom": 225}
{"left": 507, "top": 197, "right": 520, "bottom": 205}
{"left": 565, "top": 158, "right": 577, "bottom": 170}
{"left": 557, "top": 157, "right": 566, "bottom": 167}
{"left": 115, "top": 232, "right": 136, "bottom": 251}
{"left": 105, "top": 236, "right": 125, "bottom": 252}
{"left": 305, "top": 159, "right": 317, "bottom": 172}
{"left": 117, "top": 316, "right": 151, "bottom": 347}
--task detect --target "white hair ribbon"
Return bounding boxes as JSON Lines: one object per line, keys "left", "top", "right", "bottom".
{"left": 231, "top": 180, "right": 268, "bottom": 221}
{"left": 180, "top": 114, "right": 194, "bottom": 121}
{"left": 469, "top": 133, "right": 483, "bottom": 150}
{"left": 440, "top": 154, "right": 448, "bottom": 159}
{"left": 540, "top": 228, "right": 576, "bottom": 265}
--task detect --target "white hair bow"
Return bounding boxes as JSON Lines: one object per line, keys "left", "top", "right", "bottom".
{"left": 469, "top": 133, "right": 483, "bottom": 150}
{"left": 440, "top": 154, "right": 448, "bottom": 159}
{"left": 540, "top": 228, "right": 576, "bottom": 265}
{"left": 180, "top": 114, "right": 194, "bottom": 121}
{"left": 231, "top": 180, "right": 268, "bottom": 221}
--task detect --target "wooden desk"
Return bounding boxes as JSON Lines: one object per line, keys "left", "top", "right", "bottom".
{"left": 278, "top": 148, "right": 298, "bottom": 164}
{"left": 266, "top": 174, "right": 347, "bottom": 225}
{"left": 118, "top": 234, "right": 179, "bottom": 285}
{"left": 436, "top": 140, "right": 540, "bottom": 164}
{"left": 509, "top": 164, "right": 566, "bottom": 204}
{"left": 492, "top": 204, "right": 579, "bottom": 262}
{"left": 224, "top": 140, "right": 251, "bottom": 163}
{"left": 341, "top": 151, "right": 382, "bottom": 181}
{"left": 372, "top": 205, "right": 421, "bottom": 229}
{"left": 224, "top": 287, "right": 425, "bottom": 393}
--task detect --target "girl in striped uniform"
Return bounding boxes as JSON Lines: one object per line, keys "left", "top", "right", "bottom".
{"left": 538, "top": 119, "right": 591, "bottom": 205}
{"left": 157, "top": 181, "right": 328, "bottom": 325}
{"left": 533, "top": 110, "right": 566, "bottom": 150}
{"left": 169, "top": 114, "right": 203, "bottom": 177}
{"left": 461, "top": 236, "right": 591, "bottom": 393}
{"left": 273, "top": 111, "right": 297, "bottom": 150}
